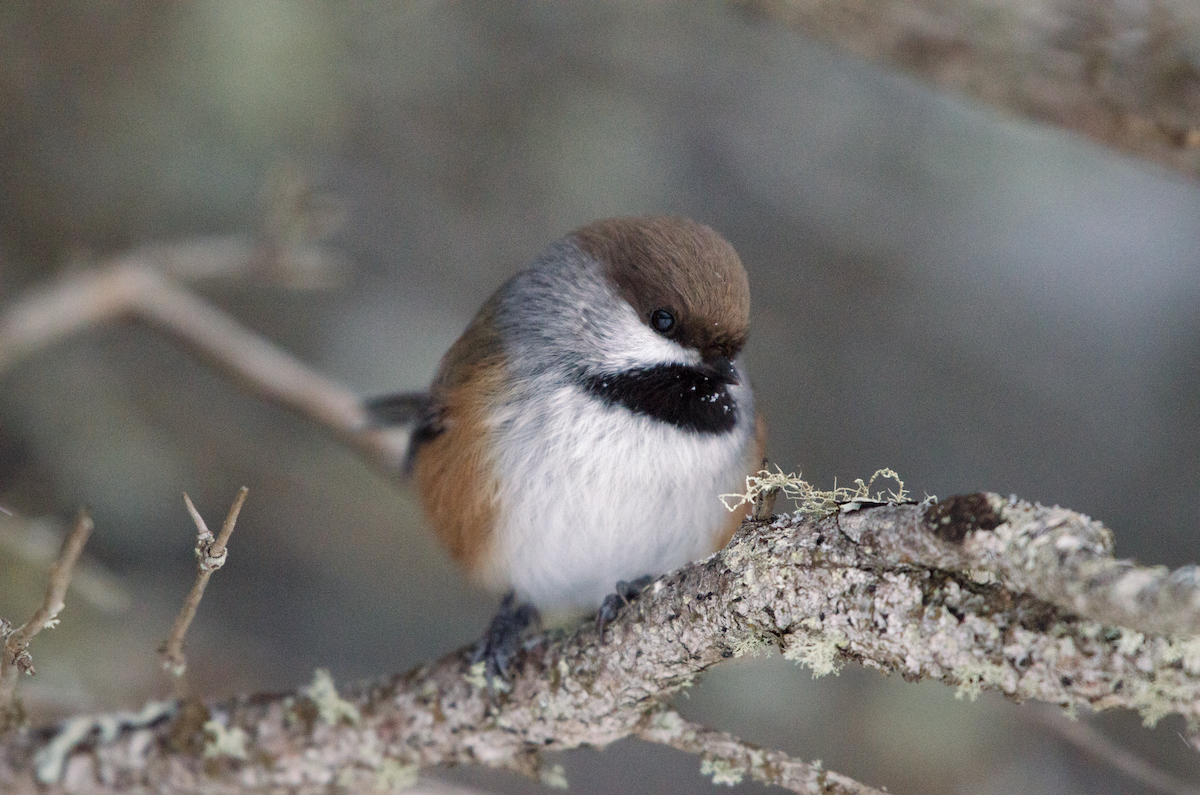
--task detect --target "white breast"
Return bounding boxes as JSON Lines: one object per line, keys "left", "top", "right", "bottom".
{"left": 483, "top": 379, "right": 755, "bottom": 613}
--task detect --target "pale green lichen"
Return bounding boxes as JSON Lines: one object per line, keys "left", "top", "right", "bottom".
{"left": 464, "top": 661, "right": 489, "bottom": 689}
{"left": 377, "top": 760, "right": 419, "bottom": 791}
{"left": 730, "top": 633, "right": 769, "bottom": 658}
{"left": 651, "top": 709, "right": 685, "bottom": 732}
{"left": 464, "top": 660, "right": 510, "bottom": 692}
{"left": 1121, "top": 670, "right": 1200, "bottom": 728}
{"left": 721, "top": 467, "right": 909, "bottom": 517}
{"left": 34, "top": 700, "right": 176, "bottom": 784}
{"left": 1161, "top": 636, "right": 1200, "bottom": 676}
{"left": 649, "top": 709, "right": 698, "bottom": 742}
{"left": 1115, "top": 629, "right": 1145, "bottom": 656}
{"left": 336, "top": 761, "right": 418, "bottom": 793}
{"left": 540, "top": 763, "right": 569, "bottom": 789}
{"left": 301, "top": 668, "right": 360, "bottom": 726}
{"left": 701, "top": 757, "right": 745, "bottom": 786}
{"left": 953, "top": 660, "right": 1013, "bottom": 701}
{"left": 966, "top": 569, "right": 996, "bottom": 585}
{"left": 202, "top": 719, "right": 248, "bottom": 760}
{"left": 782, "top": 620, "right": 846, "bottom": 677}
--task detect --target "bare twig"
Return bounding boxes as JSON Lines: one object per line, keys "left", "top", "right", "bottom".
{"left": 638, "top": 708, "right": 886, "bottom": 794}
{"left": 159, "top": 489, "right": 249, "bottom": 689}
{"left": 2, "top": 495, "right": 1197, "bottom": 793}
{"left": 1027, "top": 705, "right": 1200, "bottom": 795}
{"left": 0, "top": 511, "right": 94, "bottom": 718}
{"left": 0, "top": 514, "right": 129, "bottom": 616}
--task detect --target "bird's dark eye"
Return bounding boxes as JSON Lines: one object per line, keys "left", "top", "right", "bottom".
{"left": 650, "top": 308, "right": 676, "bottom": 334}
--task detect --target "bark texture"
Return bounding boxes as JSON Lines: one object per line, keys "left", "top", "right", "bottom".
{"left": 2, "top": 493, "right": 1197, "bottom": 794}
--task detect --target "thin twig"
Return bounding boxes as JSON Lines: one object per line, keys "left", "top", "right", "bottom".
{"left": 159, "top": 488, "right": 248, "bottom": 692}
{"left": 638, "top": 708, "right": 886, "bottom": 794}
{"left": 0, "top": 511, "right": 94, "bottom": 714}
{"left": 1027, "top": 705, "right": 1200, "bottom": 795}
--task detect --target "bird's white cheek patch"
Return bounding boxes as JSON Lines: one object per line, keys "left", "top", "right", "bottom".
{"left": 590, "top": 307, "right": 700, "bottom": 373}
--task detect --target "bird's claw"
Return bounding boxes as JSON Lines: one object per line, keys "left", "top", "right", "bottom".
{"left": 596, "top": 574, "right": 654, "bottom": 640}
{"left": 471, "top": 592, "right": 539, "bottom": 689}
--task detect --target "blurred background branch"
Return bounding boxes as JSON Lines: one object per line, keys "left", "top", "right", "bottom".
{"left": 737, "top": 0, "right": 1200, "bottom": 181}
{"left": 0, "top": 242, "right": 407, "bottom": 474}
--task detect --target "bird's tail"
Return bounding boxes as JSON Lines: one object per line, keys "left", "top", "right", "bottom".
{"left": 363, "top": 392, "right": 431, "bottom": 426}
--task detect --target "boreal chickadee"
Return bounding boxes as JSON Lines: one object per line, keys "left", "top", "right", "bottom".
{"left": 368, "top": 216, "right": 763, "bottom": 667}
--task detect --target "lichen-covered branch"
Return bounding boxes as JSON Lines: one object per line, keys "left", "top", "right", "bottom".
{"left": 856, "top": 493, "right": 1200, "bottom": 637}
{"left": 637, "top": 709, "right": 886, "bottom": 794}
{"left": 1, "top": 494, "right": 1196, "bottom": 793}
{"left": 739, "top": 0, "right": 1200, "bottom": 181}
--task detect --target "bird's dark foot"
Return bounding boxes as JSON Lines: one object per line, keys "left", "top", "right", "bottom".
{"left": 596, "top": 574, "right": 655, "bottom": 640}
{"left": 470, "top": 592, "right": 539, "bottom": 688}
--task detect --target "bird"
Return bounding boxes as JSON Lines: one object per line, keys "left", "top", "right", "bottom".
{"left": 366, "top": 215, "right": 763, "bottom": 673}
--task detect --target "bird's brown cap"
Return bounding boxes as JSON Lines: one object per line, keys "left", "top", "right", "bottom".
{"left": 572, "top": 216, "right": 750, "bottom": 360}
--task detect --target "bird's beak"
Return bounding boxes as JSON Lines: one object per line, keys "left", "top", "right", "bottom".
{"left": 704, "top": 355, "right": 740, "bottom": 385}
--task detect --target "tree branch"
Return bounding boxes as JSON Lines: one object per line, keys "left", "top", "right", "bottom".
{"left": 1, "top": 495, "right": 1196, "bottom": 793}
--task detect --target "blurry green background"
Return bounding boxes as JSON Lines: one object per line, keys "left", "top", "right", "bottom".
{"left": 1, "top": 3, "right": 1199, "bottom": 793}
